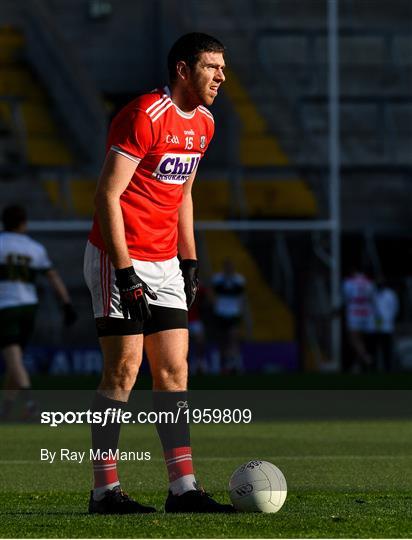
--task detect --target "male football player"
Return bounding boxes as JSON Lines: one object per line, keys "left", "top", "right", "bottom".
{"left": 212, "top": 259, "right": 246, "bottom": 373}
{"left": 84, "top": 33, "right": 234, "bottom": 513}
{"left": 342, "top": 266, "right": 376, "bottom": 372}
{"left": 0, "top": 204, "right": 77, "bottom": 420}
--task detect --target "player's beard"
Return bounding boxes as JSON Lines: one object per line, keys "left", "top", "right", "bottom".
{"left": 198, "top": 87, "right": 215, "bottom": 107}
{"left": 190, "top": 76, "right": 215, "bottom": 107}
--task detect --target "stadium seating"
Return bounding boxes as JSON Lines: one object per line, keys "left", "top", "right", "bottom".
{"left": 192, "top": 180, "right": 232, "bottom": 220}
{"left": 190, "top": 0, "right": 411, "bottom": 231}
{"left": 42, "top": 177, "right": 96, "bottom": 216}
{"left": 0, "top": 26, "right": 75, "bottom": 168}
{"left": 1, "top": 0, "right": 410, "bottom": 357}
{"left": 0, "top": 25, "right": 24, "bottom": 63}
{"left": 243, "top": 179, "right": 317, "bottom": 218}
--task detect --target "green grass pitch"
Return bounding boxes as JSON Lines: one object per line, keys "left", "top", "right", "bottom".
{"left": 0, "top": 419, "right": 411, "bottom": 538}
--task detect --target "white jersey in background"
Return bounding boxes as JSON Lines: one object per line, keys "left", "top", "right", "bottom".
{"left": 342, "top": 273, "right": 376, "bottom": 332}
{"left": 0, "top": 232, "right": 52, "bottom": 309}
{"left": 212, "top": 272, "right": 246, "bottom": 318}
{"left": 374, "top": 288, "right": 399, "bottom": 333}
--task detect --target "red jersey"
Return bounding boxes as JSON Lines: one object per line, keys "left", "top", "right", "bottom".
{"left": 89, "top": 86, "right": 215, "bottom": 261}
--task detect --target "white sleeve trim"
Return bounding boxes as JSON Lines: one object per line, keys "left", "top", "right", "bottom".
{"left": 111, "top": 145, "right": 142, "bottom": 164}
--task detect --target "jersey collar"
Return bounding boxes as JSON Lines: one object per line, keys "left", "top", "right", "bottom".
{"left": 164, "top": 85, "right": 196, "bottom": 119}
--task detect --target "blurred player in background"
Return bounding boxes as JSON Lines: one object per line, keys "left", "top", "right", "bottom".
{"left": 84, "top": 33, "right": 234, "bottom": 513}
{"left": 211, "top": 259, "right": 246, "bottom": 374}
{"left": 342, "top": 266, "right": 376, "bottom": 372}
{"left": 0, "top": 204, "right": 77, "bottom": 420}
{"left": 373, "top": 277, "right": 399, "bottom": 371}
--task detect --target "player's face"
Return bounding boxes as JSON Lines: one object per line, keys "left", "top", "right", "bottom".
{"left": 189, "top": 51, "right": 226, "bottom": 106}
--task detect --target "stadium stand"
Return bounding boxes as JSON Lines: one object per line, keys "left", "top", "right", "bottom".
{"left": 175, "top": 0, "right": 411, "bottom": 366}
{"left": 0, "top": 0, "right": 411, "bottom": 367}
{"left": 179, "top": 0, "right": 412, "bottom": 225}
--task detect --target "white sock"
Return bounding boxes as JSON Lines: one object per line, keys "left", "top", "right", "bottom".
{"left": 169, "top": 474, "right": 197, "bottom": 495}
{"left": 93, "top": 481, "right": 120, "bottom": 501}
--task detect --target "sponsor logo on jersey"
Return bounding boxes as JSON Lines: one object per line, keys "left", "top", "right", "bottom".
{"left": 166, "top": 134, "right": 180, "bottom": 144}
{"left": 153, "top": 153, "right": 201, "bottom": 184}
{"left": 200, "top": 135, "right": 207, "bottom": 149}
{"left": 184, "top": 129, "right": 195, "bottom": 136}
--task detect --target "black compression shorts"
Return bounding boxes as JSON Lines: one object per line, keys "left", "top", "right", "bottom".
{"left": 95, "top": 305, "right": 188, "bottom": 337}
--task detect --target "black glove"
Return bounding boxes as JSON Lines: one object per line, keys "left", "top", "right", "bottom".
{"left": 180, "top": 259, "right": 199, "bottom": 309}
{"left": 115, "top": 266, "right": 157, "bottom": 322}
{"left": 63, "top": 303, "right": 77, "bottom": 326}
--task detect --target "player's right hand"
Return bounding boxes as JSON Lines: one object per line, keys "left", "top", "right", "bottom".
{"left": 115, "top": 266, "right": 157, "bottom": 322}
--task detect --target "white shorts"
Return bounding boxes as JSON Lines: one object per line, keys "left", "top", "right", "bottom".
{"left": 83, "top": 241, "right": 187, "bottom": 319}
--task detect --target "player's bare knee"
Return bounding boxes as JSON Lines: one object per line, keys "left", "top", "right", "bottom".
{"left": 100, "top": 374, "right": 137, "bottom": 394}
{"left": 101, "top": 358, "right": 139, "bottom": 391}
{"left": 155, "top": 364, "right": 187, "bottom": 391}
{"left": 107, "top": 374, "right": 137, "bottom": 392}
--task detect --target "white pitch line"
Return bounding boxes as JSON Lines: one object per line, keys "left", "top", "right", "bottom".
{"left": 1, "top": 455, "right": 412, "bottom": 464}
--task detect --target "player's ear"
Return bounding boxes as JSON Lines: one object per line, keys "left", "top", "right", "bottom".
{"left": 176, "top": 60, "right": 189, "bottom": 81}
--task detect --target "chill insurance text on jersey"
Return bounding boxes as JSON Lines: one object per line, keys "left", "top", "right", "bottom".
{"left": 89, "top": 86, "right": 214, "bottom": 263}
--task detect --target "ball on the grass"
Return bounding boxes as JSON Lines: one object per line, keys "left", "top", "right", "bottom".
{"left": 229, "top": 460, "right": 287, "bottom": 513}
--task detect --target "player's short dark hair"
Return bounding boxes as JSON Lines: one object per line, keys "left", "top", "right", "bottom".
{"left": 2, "top": 204, "right": 27, "bottom": 231}
{"left": 168, "top": 32, "right": 225, "bottom": 83}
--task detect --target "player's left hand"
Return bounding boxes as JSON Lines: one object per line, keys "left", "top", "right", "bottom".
{"left": 63, "top": 303, "right": 78, "bottom": 326}
{"left": 180, "top": 259, "right": 199, "bottom": 309}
